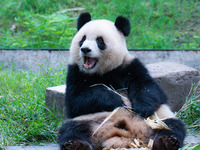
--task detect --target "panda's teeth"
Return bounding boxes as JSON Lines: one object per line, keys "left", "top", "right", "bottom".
{"left": 84, "top": 57, "right": 97, "bottom": 69}
{"left": 84, "top": 64, "right": 92, "bottom": 69}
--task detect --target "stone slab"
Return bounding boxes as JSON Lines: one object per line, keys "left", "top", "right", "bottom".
{"left": 45, "top": 62, "right": 200, "bottom": 116}
{"left": 3, "top": 133, "right": 200, "bottom": 150}
{"left": 45, "top": 85, "right": 66, "bottom": 117}
{"left": 4, "top": 143, "right": 58, "bottom": 150}
{"left": 48, "top": 51, "right": 69, "bottom": 72}
{"left": 185, "top": 134, "right": 200, "bottom": 144}
{"left": 1, "top": 50, "right": 200, "bottom": 73}
{"left": 146, "top": 62, "right": 200, "bottom": 111}
{"left": 0, "top": 50, "right": 51, "bottom": 73}
{"left": 134, "top": 50, "right": 200, "bottom": 71}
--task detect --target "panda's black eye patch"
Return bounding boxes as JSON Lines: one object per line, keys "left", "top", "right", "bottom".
{"left": 79, "top": 35, "right": 86, "bottom": 47}
{"left": 96, "top": 37, "right": 106, "bottom": 50}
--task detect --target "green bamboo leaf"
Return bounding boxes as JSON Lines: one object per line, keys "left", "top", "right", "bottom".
{"left": 192, "top": 144, "right": 200, "bottom": 150}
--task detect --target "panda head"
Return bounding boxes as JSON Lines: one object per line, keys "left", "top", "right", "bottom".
{"left": 69, "top": 12, "right": 133, "bottom": 74}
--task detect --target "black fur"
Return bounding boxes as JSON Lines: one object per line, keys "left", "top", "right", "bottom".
{"left": 96, "top": 37, "right": 106, "bottom": 50}
{"left": 77, "top": 12, "right": 91, "bottom": 31}
{"left": 65, "top": 65, "right": 124, "bottom": 118}
{"left": 115, "top": 16, "right": 131, "bottom": 36}
{"left": 79, "top": 35, "right": 86, "bottom": 47}
{"left": 65, "top": 58, "right": 167, "bottom": 118}
{"left": 58, "top": 120, "right": 94, "bottom": 150}
{"left": 153, "top": 118, "right": 186, "bottom": 150}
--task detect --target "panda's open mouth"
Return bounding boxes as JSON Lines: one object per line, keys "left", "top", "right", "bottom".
{"left": 83, "top": 56, "right": 97, "bottom": 69}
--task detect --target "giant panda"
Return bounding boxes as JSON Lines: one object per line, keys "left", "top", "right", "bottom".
{"left": 58, "top": 12, "right": 186, "bottom": 150}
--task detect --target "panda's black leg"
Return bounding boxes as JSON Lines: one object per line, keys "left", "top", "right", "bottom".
{"left": 62, "top": 140, "right": 92, "bottom": 150}
{"left": 152, "top": 135, "right": 179, "bottom": 150}
{"left": 58, "top": 120, "right": 94, "bottom": 150}
{"left": 152, "top": 118, "right": 186, "bottom": 150}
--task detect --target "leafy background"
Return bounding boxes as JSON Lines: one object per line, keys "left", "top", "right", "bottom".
{"left": 0, "top": 0, "right": 200, "bottom": 49}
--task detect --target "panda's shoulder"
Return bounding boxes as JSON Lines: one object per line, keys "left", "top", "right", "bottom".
{"left": 122, "top": 58, "right": 148, "bottom": 74}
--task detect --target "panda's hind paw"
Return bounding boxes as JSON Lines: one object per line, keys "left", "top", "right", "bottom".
{"left": 152, "top": 135, "right": 179, "bottom": 150}
{"left": 62, "top": 140, "right": 92, "bottom": 150}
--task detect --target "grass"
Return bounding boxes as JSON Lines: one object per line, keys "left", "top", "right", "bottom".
{"left": 0, "top": 0, "right": 200, "bottom": 49}
{"left": 0, "top": 64, "right": 66, "bottom": 147}
{"left": 177, "top": 82, "right": 200, "bottom": 132}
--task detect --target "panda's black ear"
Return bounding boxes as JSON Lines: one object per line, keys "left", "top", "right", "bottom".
{"left": 77, "top": 12, "right": 91, "bottom": 31}
{"left": 115, "top": 16, "right": 131, "bottom": 36}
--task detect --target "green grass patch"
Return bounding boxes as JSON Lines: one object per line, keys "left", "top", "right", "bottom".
{"left": 0, "top": 0, "right": 200, "bottom": 49}
{"left": 177, "top": 82, "right": 200, "bottom": 132}
{"left": 0, "top": 65, "right": 66, "bottom": 147}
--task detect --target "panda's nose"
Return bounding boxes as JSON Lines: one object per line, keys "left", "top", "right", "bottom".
{"left": 81, "top": 47, "right": 91, "bottom": 54}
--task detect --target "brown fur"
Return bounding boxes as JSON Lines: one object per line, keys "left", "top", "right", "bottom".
{"left": 74, "top": 107, "right": 153, "bottom": 149}
{"left": 72, "top": 95, "right": 175, "bottom": 149}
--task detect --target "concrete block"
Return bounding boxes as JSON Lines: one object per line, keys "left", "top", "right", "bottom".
{"left": 4, "top": 143, "right": 58, "bottom": 150}
{"left": 45, "top": 85, "right": 66, "bottom": 117}
{"left": 48, "top": 51, "right": 69, "bottom": 71}
{"left": 0, "top": 50, "right": 51, "bottom": 72}
{"left": 133, "top": 50, "right": 200, "bottom": 70}
{"left": 1, "top": 50, "right": 200, "bottom": 73}
{"left": 146, "top": 62, "right": 200, "bottom": 111}
{"left": 45, "top": 62, "right": 200, "bottom": 116}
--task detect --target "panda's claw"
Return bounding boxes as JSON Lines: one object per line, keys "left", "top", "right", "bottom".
{"left": 152, "top": 135, "right": 179, "bottom": 150}
{"left": 62, "top": 140, "right": 92, "bottom": 150}
{"left": 167, "top": 136, "right": 179, "bottom": 148}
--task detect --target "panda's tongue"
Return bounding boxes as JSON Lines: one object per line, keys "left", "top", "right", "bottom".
{"left": 84, "top": 57, "right": 96, "bottom": 69}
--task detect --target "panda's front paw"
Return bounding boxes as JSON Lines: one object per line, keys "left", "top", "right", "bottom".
{"left": 62, "top": 140, "right": 92, "bottom": 150}
{"left": 152, "top": 135, "right": 179, "bottom": 150}
{"left": 132, "top": 104, "right": 154, "bottom": 118}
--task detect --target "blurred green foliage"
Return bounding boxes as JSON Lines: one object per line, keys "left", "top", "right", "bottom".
{"left": 0, "top": 0, "right": 200, "bottom": 49}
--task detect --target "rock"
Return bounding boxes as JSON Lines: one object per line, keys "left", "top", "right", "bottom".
{"left": 45, "top": 62, "right": 200, "bottom": 116}
{"left": 146, "top": 62, "right": 200, "bottom": 111}
{"left": 0, "top": 50, "right": 51, "bottom": 72}
{"left": 45, "top": 85, "right": 66, "bottom": 117}
{"left": 1, "top": 50, "right": 200, "bottom": 73}
{"left": 4, "top": 143, "right": 58, "bottom": 150}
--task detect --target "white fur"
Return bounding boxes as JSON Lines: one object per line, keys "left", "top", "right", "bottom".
{"left": 69, "top": 19, "right": 134, "bottom": 74}
{"left": 155, "top": 104, "right": 176, "bottom": 119}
